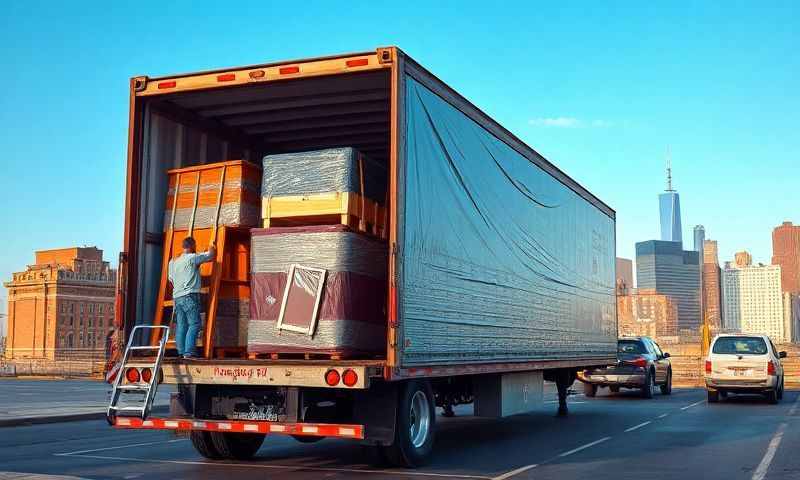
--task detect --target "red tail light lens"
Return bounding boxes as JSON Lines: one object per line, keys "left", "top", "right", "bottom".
{"left": 705, "top": 360, "right": 712, "bottom": 374}
{"left": 125, "top": 368, "right": 140, "bottom": 383}
{"left": 768, "top": 361, "right": 776, "bottom": 376}
{"left": 626, "top": 357, "right": 647, "bottom": 368}
{"left": 342, "top": 369, "right": 358, "bottom": 387}
{"left": 279, "top": 66, "right": 300, "bottom": 75}
{"left": 141, "top": 368, "right": 152, "bottom": 383}
{"left": 216, "top": 73, "right": 235, "bottom": 82}
{"left": 325, "top": 369, "right": 340, "bottom": 386}
{"left": 157, "top": 81, "right": 176, "bottom": 89}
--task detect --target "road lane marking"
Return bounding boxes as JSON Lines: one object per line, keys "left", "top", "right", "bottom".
{"left": 680, "top": 400, "right": 705, "bottom": 410}
{"left": 624, "top": 421, "right": 651, "bottom": 433}
{"left": 752, "top": 394, "right": 800, "bottom": 480}
{"left": 491, "top": 464, "right": 539, "bottom": 480}
{"left": 58, "top": 454, "right": 492, "bottom": 479}
{"left": 656, "top": 413, "right": 669, "bottom": 419}
{"left": 558, "top": 436, "right": 611, "bottom": 458}
{"left": 55, "top": 439, "right": 185, "bottom": 456}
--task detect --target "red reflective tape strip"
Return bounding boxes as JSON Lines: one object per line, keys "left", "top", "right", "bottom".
{"left": 346, "top": 58, "right": 369, "bottom": 67}
{"left": 113, "top": 418, "right": 364, "bottom": 439}
{"left": 216, "top": 73, "right": 236, "bottom": 82}
{"left": 279, "top": 66, "right": 300, "bottom": 75}
{"left": 157, "top": 81, "right": 176, "bottom": 89}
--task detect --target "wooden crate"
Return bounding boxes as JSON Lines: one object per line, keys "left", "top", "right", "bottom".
{"left": 261, "top": 191, "right": 387, "bottom": 237}
{"left": 165, "top": 160, "right": 261, "bottom": 231}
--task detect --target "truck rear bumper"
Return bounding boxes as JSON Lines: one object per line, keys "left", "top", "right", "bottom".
{"left": 113, "top": 416, "right": 365, "bottom": 439}
{"left": 581, "top": 373, "right": 645, "bottom": 387}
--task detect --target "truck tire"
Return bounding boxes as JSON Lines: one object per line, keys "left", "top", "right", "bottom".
{"left": 766, "top": 389, "right": 779, "bottom": 404}
{"left": 583, "top": 383, "right": 598, "bottom": 397}
{"left": 383, "top": 380, "right": 436, "bottom": 468}
{"left": 640, "top": 369, "right": 655, "bottom": 399}
{"left": 190, "top": 431, "right": 223, "bottom": 459}
{"left": 210, "top": 432, "right": 265, "bottom": 460}
{"left": 660, "top": 369, "right": 673, "bottom": 395}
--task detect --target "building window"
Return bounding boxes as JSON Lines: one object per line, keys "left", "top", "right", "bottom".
{"left": 99, "top": 304, "right": 104, "bottom": 314}
{"left": 88, "top": 318, "right": 93, "bottom": 328}
{"left": 69, "top": 303, "right": 74, "bottom": 313}
{"left": 98, "top": 319, "right": 104, "bottom": 329}
{"left": 80, "top": 303, "right": 84, "bottom": 314}
{"left": 69, "top": 316, "right": 74, "bottom": 326}
{"left": 80, "top": 317, "right": 84, "bottom": 327}
{"left": 89, "top": 304, "right": 94, "bottom": 314}
{"left": 61, "top": 304, "right": 66, "bottom": 314}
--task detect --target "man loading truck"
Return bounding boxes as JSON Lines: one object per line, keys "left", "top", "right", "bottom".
{"left": 167, "top": 237, "right": 215, "bottom": 359}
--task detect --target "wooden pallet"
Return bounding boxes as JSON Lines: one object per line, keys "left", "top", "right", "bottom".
{"left": 261, "top": 191, "right": 387, "bottom": 238}
{"left": 247, "top": 351, "right": 355, "bottom": 361}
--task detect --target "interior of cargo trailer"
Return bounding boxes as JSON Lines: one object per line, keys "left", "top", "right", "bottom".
{"left": 133, "top": 69, "right": 392, "bottom": 361}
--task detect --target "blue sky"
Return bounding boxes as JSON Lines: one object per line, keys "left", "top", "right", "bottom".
{"left": 0, "top": 1, "right": 798, "bottom": 311}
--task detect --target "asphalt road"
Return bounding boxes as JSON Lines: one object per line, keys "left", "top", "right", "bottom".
{"left": 1, "top": 387, "right": 799, "bottom": 480}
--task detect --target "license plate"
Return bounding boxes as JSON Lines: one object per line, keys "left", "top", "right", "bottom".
{"left": 731, "top": 368, "right": 752, "bottom": 377}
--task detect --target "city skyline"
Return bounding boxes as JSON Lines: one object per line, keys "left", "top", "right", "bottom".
{"left": 0, "top": 3, "right": 798, "bottom": 307}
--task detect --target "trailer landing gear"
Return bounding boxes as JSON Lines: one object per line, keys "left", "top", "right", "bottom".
{"left": 548, "top": 370, "right": 576, "bottom": 417}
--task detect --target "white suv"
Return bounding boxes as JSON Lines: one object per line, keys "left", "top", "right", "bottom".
{"left": 704, "top": 334, "right": 786, "bottom": 404}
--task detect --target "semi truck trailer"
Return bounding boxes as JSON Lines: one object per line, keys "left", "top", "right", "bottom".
{"left": 109, "top": 46, "right": 617, "bottom": 467}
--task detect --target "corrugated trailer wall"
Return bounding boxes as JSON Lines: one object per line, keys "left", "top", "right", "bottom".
{"left": 398, "top": 76, "right": 617, "bottom": 366}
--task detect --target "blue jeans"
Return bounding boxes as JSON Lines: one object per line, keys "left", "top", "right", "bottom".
{"left": 174, "top": 293, "right": 201, "bottom": 357}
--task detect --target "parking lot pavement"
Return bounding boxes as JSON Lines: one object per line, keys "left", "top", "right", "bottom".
{"left": 0, "top": 379, "right": 172, "bottom": 426}
{"left": 0, "top": 388, "right": 798, "bottom": 480}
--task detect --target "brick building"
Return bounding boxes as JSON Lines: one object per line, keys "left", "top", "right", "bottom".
{"left": 617, "top": 288, "right": 679, "bottom": 342}
{"left": 702, "top": 239, "right": 723, "bottom": 330}
{"left": 772, "top": 221, "right": 800, "bottom": 294}
{"left": 3, "top": 247, "right": 116, "bottom": 360}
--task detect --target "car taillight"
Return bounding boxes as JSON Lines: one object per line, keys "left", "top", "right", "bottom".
{"left": 768, "top": 361, "right": 776, "bottom": 376}
{"left": 125, "top": 368, "right": 140, "bottom": 383}
{"left": 325, "top": 369, "right": 340, "bottom": 386}
{"left": 705, "top": 360, "right": 712, "bottom": 374}
{"left": 342, "top": 369, "right": 358, "bottom": 387}
{"left": 141, "top": 368, "right": 152, "bottom": 383}
{"left": 626, "top": 357, "right": 647, "bottom": 368}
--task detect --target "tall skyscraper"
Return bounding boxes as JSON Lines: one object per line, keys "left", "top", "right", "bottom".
{"left": 703, "top": 239, "right": 723, "bottom": 329}
{"left": 659, "top": 152, "right": 682, "bottom": 245}
{"left": 772, "top": 221, "right": 800, "bottom": 294}
{"left": 693, "top": 226, "right": 705, "bottom": 265}
{"left": 636, "top": 240, "right": 701, "bottom": 333}
{"left": 722, "top": 256, "right": 786, "bottom": 342}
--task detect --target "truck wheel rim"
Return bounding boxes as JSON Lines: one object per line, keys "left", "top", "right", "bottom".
{"left": 409, "top": 390, "right": 430, "bottom": 448}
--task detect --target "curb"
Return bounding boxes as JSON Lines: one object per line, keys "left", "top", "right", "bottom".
{"left": 0, "top": 405, "right": 169, "bottom": 428}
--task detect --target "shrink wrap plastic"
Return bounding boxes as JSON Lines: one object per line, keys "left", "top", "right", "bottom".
{"left": 398, "top": 78, "right": 617, "bottom": 366}
{"left": 261, "top": 148, "right": 387, "bottom": 202}
{"left": 248, "top": 225, "right": 387, "bottom": 356}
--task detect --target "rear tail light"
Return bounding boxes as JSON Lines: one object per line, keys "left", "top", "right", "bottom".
{"left": 325, "top": 369, "right": 340, "bottom": 386}
{"left": 705, "top": 360, "right": 712, "bottom": 374}
{"left": 141, "top": 368, "right": 152, "bottom": 383}
{"left": 625, "top": 357, "right": 647, "bottom": 368}
{"left": 216, "top": 73, "right": 235, "bottom": 82}
{"left": 125, "top": 367, "right": 140, "bottom": 383}
{"left": 768, "top": 360, "right": 776, "bottom": 376}
{"left": 279, "top": 66, "right": 300, "bottom": 75}
{"left": 157, "top": 81, "right": 176, "bottom": 89}
{"left": 342, "top": 369, "right": 358, "bottom": 387}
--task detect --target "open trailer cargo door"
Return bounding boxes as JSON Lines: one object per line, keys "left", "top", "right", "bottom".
{"left": 395, "top": 59, "right": 617, "bottom": 368}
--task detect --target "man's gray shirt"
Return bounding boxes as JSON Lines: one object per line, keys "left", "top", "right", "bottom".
{"left": 168, "top": 251, "right": 214, "bottom": 299}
